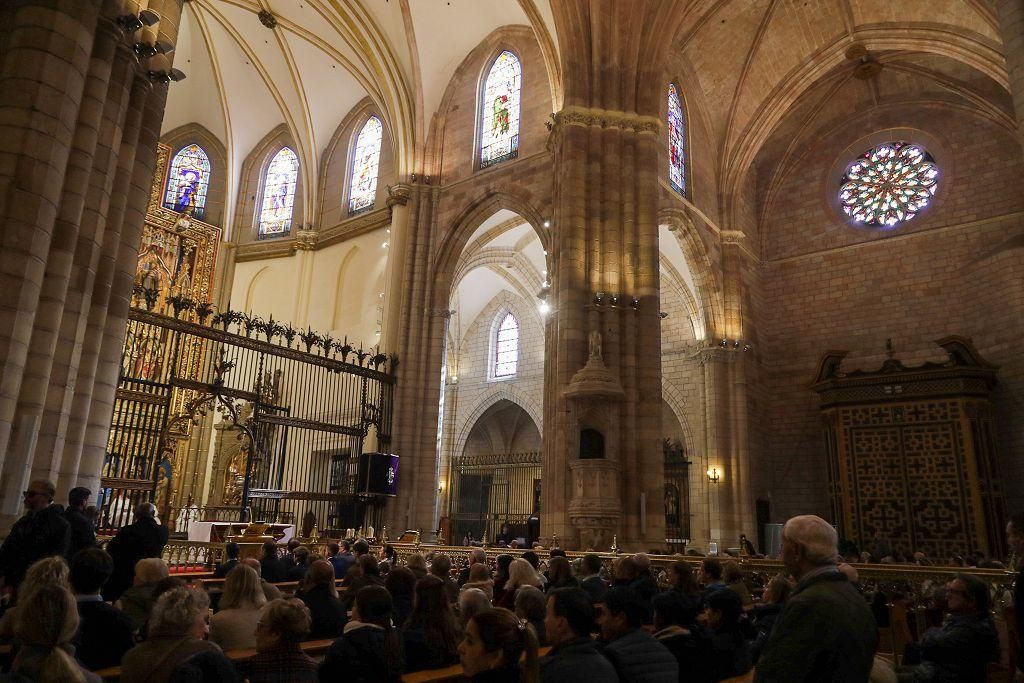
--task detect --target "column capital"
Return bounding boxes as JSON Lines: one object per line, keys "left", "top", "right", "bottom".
{"left": 294, "top": 228, "right": 318, "bottom": 250}
{"left": 549, "top": 105, "right": 662, "bottom": 136}
{"left": 386, "top": 183, "right": 413, "bottom": 208}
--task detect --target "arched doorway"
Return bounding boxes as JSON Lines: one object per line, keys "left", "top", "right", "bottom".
{"left": 448, "top": 399, "right": 541, "bottom": 545}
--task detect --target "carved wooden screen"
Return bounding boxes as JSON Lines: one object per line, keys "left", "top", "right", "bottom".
{"left": 813, "top": 338, "right": 1004, "bottom": 559}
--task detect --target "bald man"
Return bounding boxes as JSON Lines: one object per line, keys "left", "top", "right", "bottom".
{"left": 0, "top": 479, "right": 70, "bottom": 597}
{"left": 104, "top": 501, "right": 169, "bottom": 601}
{"left": 755, "top": 515, "right": 876, "bottom": 682}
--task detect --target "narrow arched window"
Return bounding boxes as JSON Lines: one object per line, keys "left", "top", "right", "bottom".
{"left": 668, "top": 84, "right": 686, "bottom": 194}
{"left": 258, "top": 147, "right": 298, "bottom": 238}
{"left": 480, "top": 51, "right": 522, "bottom": 169}
{"left": 493, "top": 312, "right": 519, "bottom": 378}
{"left": 164, "top": 144, "right": 211, "bottom": 218}
{"left": 349, "top": 116, "right": 384, "bottom": 214}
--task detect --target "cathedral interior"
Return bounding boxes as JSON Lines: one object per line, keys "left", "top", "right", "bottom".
{"left": 3, "top": 0, "right": 1024, "bottom": 557}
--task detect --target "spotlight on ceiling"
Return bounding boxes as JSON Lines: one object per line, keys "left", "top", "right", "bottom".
{"left": 147, "top": 68, "right": 187, "bottom": 84}
{"left": 139, "top": 9, "right": 160, "bottom": 27}
{"left": 133, "top": 42, "right": 158, "bottom": 58}
{"left": 117, "top": 14, "right": 144, "bottom": 32}
{"left": 154, "top": 40, "right": 175, "bottom": 56}
{"left": 168, "top": 68, "right": 187, "bottom": 82}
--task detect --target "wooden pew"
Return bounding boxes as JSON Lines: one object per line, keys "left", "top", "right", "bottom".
{"left": 94, "top": 638, "right": 336, "bottom": 681}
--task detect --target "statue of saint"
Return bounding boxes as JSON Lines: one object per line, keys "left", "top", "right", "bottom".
{"left": 588, "top": 329, "right": 602, "bottom": 362}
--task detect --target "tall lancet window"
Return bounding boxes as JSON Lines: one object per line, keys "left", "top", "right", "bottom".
{"left": 164, "top": 144, "right": 211, "bottom": 218}
{"left": 479, "top": 51, "right": 522, "bottom": 168}
{"left": 349, "top": 116, "right": 383, "bottom": 214}
{"left": 668, "top": 84, "right": 686, "bottom": 195}
{"left": 258, "top": 147, "right": 298, "bottom": 238}
{"left": 493, "top": 312, "right": 519, "bottom": 378}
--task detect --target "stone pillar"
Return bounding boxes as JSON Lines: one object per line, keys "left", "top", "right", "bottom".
{"left": 293, "top": 229, "right": 318, "bottom": 326}
{"left": 998, "top": 0, "right": 1024, "bottom": 143}
{"left": 543, "top": 108, "right": 666, "bottom": 551}
{"left": 0, "top": 0, "right": 102, "bottom": 518}
{"left": 381, "top": 184, "right": 412, "bottom": 356}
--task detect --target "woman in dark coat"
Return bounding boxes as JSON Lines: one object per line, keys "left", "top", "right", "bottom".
{"left": 294, "top": 560, "right": 346, "bottom": 639}
{"left": 402, "top": 575, "right": 461, "bottom": 672}
{"left": 319, "top": 586, "right": 403, "bottom": 682}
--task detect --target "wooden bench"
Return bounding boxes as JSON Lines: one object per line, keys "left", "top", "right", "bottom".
{"left": 94, "top": 638, "right": 336, "bottom": 680}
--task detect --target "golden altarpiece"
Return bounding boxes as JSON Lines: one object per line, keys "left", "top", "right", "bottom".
{"left": 811, "top": 336, "right": 1005, "bottom": 559}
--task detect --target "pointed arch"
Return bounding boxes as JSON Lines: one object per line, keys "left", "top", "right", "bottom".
{"left": 479, "top": 50, "right": 522, "bottom": 169}
{"left": 667, "top": 83, "right": 686, "bottom": 196}
{"left": 258, "top": 147, "right": 298, "bottom": 238}
{"left": 492, "top": 310, "right": 520, "bottom": 378}
{"left": 164, "top": 144, "right": 211, "bottom": 216}
{"left": 348, "top": 116, "right": 384, "bottom": 214}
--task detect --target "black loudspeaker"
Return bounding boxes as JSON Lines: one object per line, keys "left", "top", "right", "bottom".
{"left": 356, "top": 452, "right": 400, "bottom": 496}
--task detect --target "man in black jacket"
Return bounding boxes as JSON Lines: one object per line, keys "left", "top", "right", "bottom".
{"left": 0, "top": 479, "right": 70, "bottom": 598}
{"left": 541, "top": 587, "right": 619, "bottom": 683}
{"left": 578, "top": 553, "right": 608, "bottom": 603}
{"left": 70, "top": 547, "right": 134, "bottom": 670}
{"left": 104, "top": 501, "right": 169, "bottom": 601}
{"left": 64, "top": 486, "right": 96, "bottom": 560}
{"left": 214, "top": 542, "right": 241, "bottom": 578}
{"left": 755, "top": 514, "right": 876, "bottom": 682}
{"left": 597, "top": 587, "right": 678, "bottom": 682}
{"left": 260, "top": 539, "right": 288, "bottom": 583}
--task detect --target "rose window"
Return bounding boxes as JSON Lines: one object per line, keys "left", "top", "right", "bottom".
{"left": 839, "top": 142, "right": 938, "bottom": 228}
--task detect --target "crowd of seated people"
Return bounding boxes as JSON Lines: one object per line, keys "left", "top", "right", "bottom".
{"left": 0, "top": 484, "right": 1015, "bottom": 683}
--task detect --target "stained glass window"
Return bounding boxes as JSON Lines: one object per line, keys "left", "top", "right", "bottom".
{"left": 480, "top": 51, "right": 522, "bottom": 168}
{"left": 349, "top": 116, "right": 383, "bottom": 214}
{"left": 258, "top": 147, "right": 299, "bottom": 238}
{"left": 839, "top": 142, "right": 938, "bottom": 228}
{"left": 668, "top": 84, "right": 685, "bottom": 194}
{"left": 164, "top": 144, "right": 211, "bottom": 218}
{"left": 493, "top": 312, "right": 519, "bottom": 378}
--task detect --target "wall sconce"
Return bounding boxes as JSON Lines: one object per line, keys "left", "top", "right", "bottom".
{"left": 706, "top": 467, "right": 721, "bottom": 484}
{"left": 117, "top": 9, "right": 159, "bottom": 33}
{"left": 147, "top": 68, "right": 186, "bottom": 83}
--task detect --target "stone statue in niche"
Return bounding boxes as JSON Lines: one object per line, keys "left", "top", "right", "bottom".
{"left": 588, "top": 330, "right": 603, "bottom": 362}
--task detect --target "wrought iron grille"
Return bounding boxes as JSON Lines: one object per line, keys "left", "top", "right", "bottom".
{"left": 448, "top": 451, "right": 541, "bottom": 544}
{"left": 103, "top": 296, "right": 395, "bottom": 535}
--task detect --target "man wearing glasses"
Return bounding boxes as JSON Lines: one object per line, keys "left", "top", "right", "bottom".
{"left": 0, "top": 479, "right": 71, "bottom": 600}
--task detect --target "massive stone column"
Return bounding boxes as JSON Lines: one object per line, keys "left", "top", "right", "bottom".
{"left": 998, "top": 0, "right": 1024, "bottom": 143}
{"left": 0, "top": 0, "right": 184, "bottom": 524}
{"left": 0, "top": 0, "right": 103, "bottom": 520}
{"left": 541, "top": 0, "right": 687, "bottom": 550}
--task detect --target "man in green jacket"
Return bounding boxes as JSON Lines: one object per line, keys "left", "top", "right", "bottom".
{"left": 755, "top": 515, "right": 876, "bottom": 682}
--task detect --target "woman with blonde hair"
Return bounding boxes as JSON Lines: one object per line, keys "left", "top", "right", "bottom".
{"left": 9, "top": 584, "right": 99, "bottom": 682}
{"left": 209, "top": 564, "right": 267, "bottom": 650}
{"left": 463, "top": 562, "right": 494, "bottom": 599}
{"left": 0, "top": 556, "right": 71, "bottom": 640}
{"left": 294, "top": 559, "right": 345, "bottom": 638}
{"left": 406, "top": 552, "right": 428, "bottom": 580}
{"left": 495, "top": 558, "right": 539, "bottom": 609}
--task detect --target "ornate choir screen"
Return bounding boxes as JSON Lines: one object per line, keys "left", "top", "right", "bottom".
{"left": 101, "top": 143, "right": 396, "bottom": 534}
{"left": 812, "top": 337, "right": 1005, "bottom": 560}
{"left": 106, "top": 303, "right": 396, "bottom": 534}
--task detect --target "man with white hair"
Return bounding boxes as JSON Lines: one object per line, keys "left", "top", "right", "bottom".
{"left": 105, "top": 501, "right": 169, "bottom": 601}
{"left": 754, "top": 515, "right": 876, "bottom": 682}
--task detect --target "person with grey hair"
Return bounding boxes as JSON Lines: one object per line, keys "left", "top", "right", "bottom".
{"left": 458, "top": 547, "right": 488, "bottom": 587}
{"left": 755, "top": 514, "right": 877, "bottom": 682}
{"left": 120, "top": 587, "right": 222, "bottom": 683}
{"left": 105, "top": 500, "right": 169, "bottom": 601}
{"left": 458, "top": 587, "right": 492, "bottom": 629}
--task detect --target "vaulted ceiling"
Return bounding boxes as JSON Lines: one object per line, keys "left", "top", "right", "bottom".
{"left": 163, "top": 0, "right": 1010, "bottom": 236}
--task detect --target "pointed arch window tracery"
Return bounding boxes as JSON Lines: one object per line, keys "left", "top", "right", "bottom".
{"left": 493, "top": 312, "right": 519, "bottom": 378}
{"left": 164, "top": 144, "right": 211, "bottom": 218}
{"left": 479, "top": 51, "right": 522, "bottom": 169}
{"left": 348, "top": 116, "right": 383, "bottom": 214}
{"left": 668, "top": 84, "right": 686, "bottom": 195}
{"left": 258, "top": 147, "right": 298, "bottom": 238}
